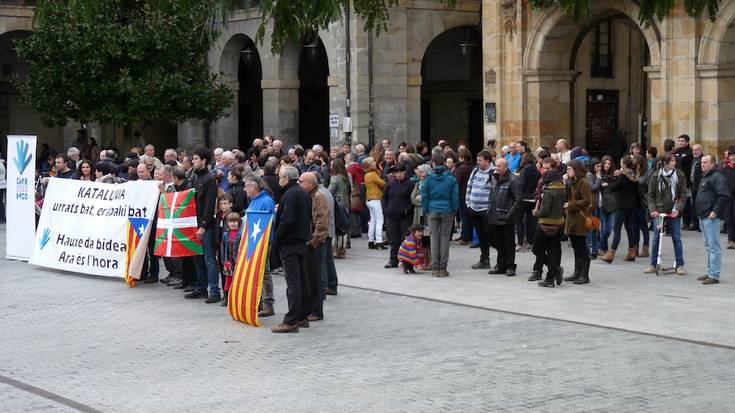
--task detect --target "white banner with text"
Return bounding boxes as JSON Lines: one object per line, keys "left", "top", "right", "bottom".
{"left": 6, "top": 135, "right": 37, "bottom": 261}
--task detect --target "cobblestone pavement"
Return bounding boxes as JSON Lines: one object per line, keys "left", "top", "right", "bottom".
{"left": 2, "top": 225, "right": 735, "bottom": 412}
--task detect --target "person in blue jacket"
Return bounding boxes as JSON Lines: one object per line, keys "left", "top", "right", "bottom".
{"left": 420, "top": 152, "right": 459, "bottom": 277}
{"left": 243, "top": 175, "right": 277, "bottom": 317}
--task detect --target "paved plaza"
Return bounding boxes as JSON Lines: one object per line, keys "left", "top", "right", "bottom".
{"left": 1, "top": 224, "right": 735, "bottom": 412}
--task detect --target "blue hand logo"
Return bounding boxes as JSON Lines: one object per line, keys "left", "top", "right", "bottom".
{"left": 39, "top": 228, "right": 51, "bottom": 250}
{"left": 13, "top": 140, "right": 33, "bottom": 175}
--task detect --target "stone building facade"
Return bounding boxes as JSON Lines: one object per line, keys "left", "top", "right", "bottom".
{"left": 2, "top": 0, "right": 735, "bottom": 157}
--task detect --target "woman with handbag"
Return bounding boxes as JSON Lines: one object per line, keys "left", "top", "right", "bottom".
{"left": 532, "top": 169, "right": 567, "bottom": 287}
{"left": 328, "top": 158, "right": 351, "bottom": 258}
{"left": 563, "top": 160, "right": 594, "bottom": 284}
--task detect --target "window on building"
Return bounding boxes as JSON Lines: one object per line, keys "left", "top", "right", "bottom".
{"left": 591, "top": 21, "right": 613, "bottom": 78}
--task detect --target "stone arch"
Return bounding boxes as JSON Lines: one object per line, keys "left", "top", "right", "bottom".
{"left": 218, "top": 33, "right": 260, "bottom": 82}
{"left": 524, "top": 0, "right": 661, "bottom": 71}
{"left": 698, "top": 0, "right": 735, "bottom": 66}
{"left": 409, "top": 12, "right": 482, "bottom": 77}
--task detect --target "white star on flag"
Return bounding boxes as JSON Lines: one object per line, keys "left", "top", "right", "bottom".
{"left": 250, "top": 219, "right": 261, "bottom": 242}
{"left": 138, "top": 224, "right": 146, "bottom": 237}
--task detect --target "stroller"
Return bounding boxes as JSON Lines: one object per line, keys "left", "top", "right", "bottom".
{"left": 654, "top": 214, "right": 676, "bottom": 276}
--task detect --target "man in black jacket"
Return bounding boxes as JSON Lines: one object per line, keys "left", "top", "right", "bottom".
{"left": 184, "top": 148, "right": 221, "bottom": 303}
{"left": 272, "top": 165, "right": 312, "bottom": 333}
{"left": 674, "top": 135, "right": 694, "bottom": 228}
{"left": 695, "top": 155, "right": 731, "bottom": 285}
{"left": 688, "top": 144, "right": 703, "bottom": 231}
{"left": 382, "top": 163, "right": 415, "bottom": 268}
{"left": 486, "top": 158, "right": 522, "bottom": 276}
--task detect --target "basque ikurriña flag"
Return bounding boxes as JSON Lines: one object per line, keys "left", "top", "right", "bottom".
{"left": 154, "top": 189, "right": 202, "bottom": 257}
{"left": 125, "top": 217, "right": 151, "bottom": 287}
{"left": 228, "top": 211, "right": 274, "bottom": 327}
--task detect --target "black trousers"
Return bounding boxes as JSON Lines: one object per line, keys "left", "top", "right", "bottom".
{"left": 386, "top": 215, "right": 412, "bottom": 265}
{"left": 179, "top": 257, "right": 196, "bottom": 286}
{"left": 515, "top": 201, "right": 537, "bottom": 245}
{"left": 307, "top": 244, "right": 324, "bottom": 318}
{"left": 531, "top": 226, "right": 562, "bottom": 275}
{"left": 280, "top": 243, "right": 311, "bottom": 325}
{"left": 489, "top": 224, "right": 516, "bottom": 270}
{"left": 570, "top": 235, "right": 590, "bottom": 275}
{"left": 611, "top": 207, "right": 638, "bottom": 251}
{"left": 468, "top": 209, "right": 490, "bottom": 262}
{"left": 724, "top": 198, "right": 735, "bottom": 242}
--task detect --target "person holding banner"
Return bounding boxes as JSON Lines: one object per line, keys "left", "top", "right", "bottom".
{"left": 242, "top": 175, "right": 276, "bottom": 317}
{"left": 272, "top": 165, "right": 312, "bottom": 333}
{"left": 185, "top": 148, "right": 221, "bottom": 304}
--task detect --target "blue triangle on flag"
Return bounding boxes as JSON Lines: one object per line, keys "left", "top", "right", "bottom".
{"left": 129, "top": 217, "right": 150, "bottom": 239}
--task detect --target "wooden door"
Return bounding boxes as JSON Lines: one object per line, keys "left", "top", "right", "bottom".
{"left": 585, "top": 90, "right": 618, "bottom": 155}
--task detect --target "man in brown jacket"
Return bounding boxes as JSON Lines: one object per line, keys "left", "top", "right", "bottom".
{"left": 299, "top": 172, "right": 330, "bottom": 321}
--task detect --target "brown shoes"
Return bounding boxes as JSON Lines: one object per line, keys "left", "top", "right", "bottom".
{"left": 258, "top": 307, "right": 275, "bottom": 318}
{"left": 624, "top": 248, "right": 637, "bottom": 261}
{"left": 307, "top": 314, "right": 323, "bottom": 322}
{"left": 639, "top": 245, "right": 650, "bottom": 257}
{"left": 702, "top": 277, "right": 720, "bottom": 285}
{"left": 696, "top": 275, "right": 709, "bottom": 281}
{"left": 600, "top": 249, "right": 615, "bottom": 263}
{"left": 271, "top": 323, "right": 299, "bottom": 333}
{"left": 324, "top": 287, "right": 337, "bottom": 296}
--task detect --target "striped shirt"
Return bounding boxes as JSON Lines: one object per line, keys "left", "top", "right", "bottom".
{"left": 466, "top": 166, "right": 493, "bottom": 212}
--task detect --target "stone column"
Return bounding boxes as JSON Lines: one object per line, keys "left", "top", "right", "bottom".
{"left": 210, "top": 81, "right": 238, "bottom": 150}
{"left": 177, "top": 119, "right": 205, "bottom": 152}
{"left": 261, "top": 79, "right": 299, "bottom": 146}
{"left": 523, "top": 70, "right": 576, "bottom": 149}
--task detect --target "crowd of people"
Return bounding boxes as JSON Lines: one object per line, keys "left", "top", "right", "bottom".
{"left": 31, "top": 129, "right": 735, "bottom": 332}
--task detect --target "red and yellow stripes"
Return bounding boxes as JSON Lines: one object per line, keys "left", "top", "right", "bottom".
{"left": 227, "top": 218, "right": 273, "bottom": 326}
{"left": 124, "top": 222, "right": 137, "bottom": 288}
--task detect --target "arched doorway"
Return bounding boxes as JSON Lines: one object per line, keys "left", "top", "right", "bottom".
{"left": 298, "top": 37, "right": 329, "bottom": 149}
{"left": 0, "top": 30, "right": 64, "bottom": 156}
{"left": 238, "top": 37, "right": 263, "bottom": 149}
{"left": 421, "top": 26, "right": 483, "bottom": 154}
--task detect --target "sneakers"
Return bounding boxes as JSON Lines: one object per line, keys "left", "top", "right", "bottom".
{"left": 675, "top": 267, "right": 687, "bottom": 276}
{"left": 644, "top": 266, "right": 657, "bottom": 274}
{"left": 184, "top": 290, "right": 207, "bottom": 299}
{"left": 471, "top": 260, "right": 492, "bottom": 270}
{"left": 271, "top": 323, "right": 299, "bottom": 333}
{"left": 204, "top": 294, "right": 221, "bottom": 304}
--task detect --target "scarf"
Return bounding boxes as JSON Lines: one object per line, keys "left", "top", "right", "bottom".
{"left": 658, "top": 168, "right": 678, "bottom": 202}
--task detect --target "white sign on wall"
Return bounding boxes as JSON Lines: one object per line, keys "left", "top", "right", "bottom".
{"left": 6, "top": 135, "right": 37, "bottom": 261}
{"left": 30, "top": 178, "right": 160, "bottom": 278}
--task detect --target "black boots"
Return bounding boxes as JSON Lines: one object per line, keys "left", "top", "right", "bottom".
{"left": 528, "top": 270, "right": 542, "bottom": 282}
{"left": 573, "top": 260, "right": 591, "bottom": 284}
{"left": 368, "top": 242, "right": 376, "bottom": 249}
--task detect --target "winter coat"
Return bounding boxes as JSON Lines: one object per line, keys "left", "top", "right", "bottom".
{"left": 398, "top": 233, "right": 423, "bottom": 266}
{"left": 695, "top": 168, "right": 731, "bottom": 218}
{"left": 190, "top": 167, "right": 218, "bottom": 229}
{"left": 453, "top": 161, "right": 474, "bottom": 202}
{"left": 364, "top": 169, "right": 385, "bottom": 201}
{"left": 673, "top": 146, "right": 694, "bottom": 183}
{"left": 420, "top": 166, "right": 459, "bottom": 214}
{"left": 647, "top": 168, "right": 689, "bottom": 215}
{"left": 486, "top": 171, "right": 521, "bottom": 226}
{"left": 228, "top": 180, "right": 248, "bottom": 216}
{"left": 411, "top": 178, "right": 424, "bottom": 225}
{"left": 276, "top": 181, "right": 312, "bottom": 245}
{"left": 564, "top": 176, "right": 592, "bottom": 237}
{"left": 610, "top": 171, "right": 640, "bottom": 210}
{"left": 534, "top": 181, "right": 566, "bottom": 226}
{"left": 328, "top": 174, "right": 350, "bottom": 209}
{"left": 518, "top": 163, "right": 541, "bottom": 200}
{"left": 383, "top": 177, "right": 415, "bottom": 220}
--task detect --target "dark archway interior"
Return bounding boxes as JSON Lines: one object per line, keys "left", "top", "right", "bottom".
{"left": 238, "top": 37, "right": 263, "bottom": 150}
{"left": 298, "top": 38, "right": 329, "bottom": 149}
{"left": 421, "top": 26, "right": 483, "bottom": 155}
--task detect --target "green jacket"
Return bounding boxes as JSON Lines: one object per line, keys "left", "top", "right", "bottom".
{"left": 647, "top": 168, "right": 689, "bottom": 214}
{"left": 535, "top": 181, "right": 566, "bottom": 226}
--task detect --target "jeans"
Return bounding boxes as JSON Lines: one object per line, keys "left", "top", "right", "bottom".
{"left": 611, "top": 208, "right": 638, "bottom": 251}
{"left": 319, "top": 237, "right": 338, "bottom": 291}
{"left": 366, "top": 199, "right": 384, "bottom": 243}
{"left": 650, "top": 216, "right": 684, "bottom": 267}
{"left": 587, "top": 208, "right": 601, "bottom": 253}
{"left": 386, "top": 216, "right": 412, "bottom": 265}
{"left": 700, "top": 217, "right": 722, "bottom": 279}
{"left": 427, "top": 212, "right": 454, "bottom": 269}
{"left": 596, "top": 211, "right": 615, "bottom": 252}
{"left": 457, "top": 201, "right": 472, "bottom": 242}
{"left": 636, "top": 208, "right": 650, "bottom": 246}
{"left": 307, "top": 243, "right": 325, "bottom": 318}
{"left": 193, "top": 228, "right": 220, "bottom": 296}
{"left": 532, "top": 225, "right": 562, "bottom": 276}
{"left": 468, "top": 209, "right": 490, "bottom": 262}
{"left": 280, "top": 243, "right": 310, "bottom": 324}
{"left": 515, "top": 201, "right": 537, "bottom": 245}
{"left": 489, "top": 224, "right": 516, "bottom": 270}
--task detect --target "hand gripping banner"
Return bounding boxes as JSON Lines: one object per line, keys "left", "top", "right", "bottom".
{"left": 228, "top": 211, "right": 274, "bottom": 327}
{"left": 154, "top": 189, "right": 202, "bottom": 257}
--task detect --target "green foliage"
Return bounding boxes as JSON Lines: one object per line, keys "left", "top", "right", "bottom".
{"left": 256, "top": 0, "right": 457, "bottom": 53}
{"left": 529, "top": 0, "right": 720, "bottom": 25}
{"left": 15, "top": 0, "right": 234, "bottom": 128}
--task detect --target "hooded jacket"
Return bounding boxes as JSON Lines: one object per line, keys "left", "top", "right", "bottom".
{"left": 420, "top": 166, "right": 459, "bottom": 214}
{"left": 534, "top": 181, "right": 567, "bottom": 226}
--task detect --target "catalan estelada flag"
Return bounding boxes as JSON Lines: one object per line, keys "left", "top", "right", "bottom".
{"left": 154, "top": 189, "right": 202, "bottom": 257}
{"left": 124, "top": 217, "right": 151, "bottom": 287}
{"left": 228, "top": 211, "right": 274, "bottom": 327}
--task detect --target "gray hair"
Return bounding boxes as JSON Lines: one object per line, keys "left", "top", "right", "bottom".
{"left": 171, "top": 166, "right": 186, "bottom": 180}
{"left": 214, "top": 147, "right": 224, "bottom": 156}
{"left": 244, "top": 175, "right": 266, "bottom": 192}
{"left": 67, "top": 147, "right": 80, "bottom": 157}
{"left": 416, "top": 164, "right": 432, "bottom": 176}
{"left": 164, "top": 148, "right": 177, "bottom": 157}
{"left": 222, "top": 150, "right": 235, "bottom": 161}
{"left": 431, "top": 152, "right": 445, "bottom": 166}
{"left": 280, "top": 164, "right": 299, "bottom": 180}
